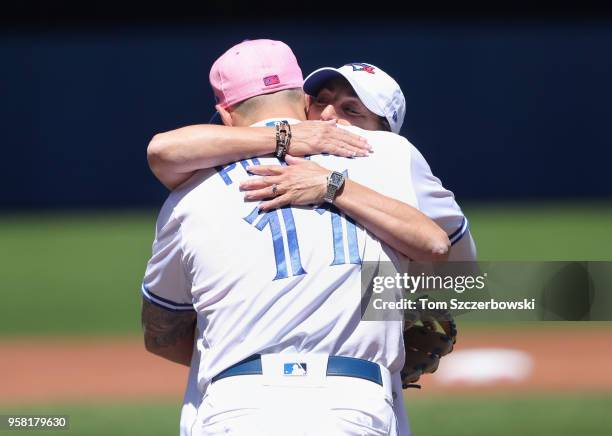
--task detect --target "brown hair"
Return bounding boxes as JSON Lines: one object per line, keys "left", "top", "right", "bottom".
{"left": 378, "top": 116, "right": 391, "bottom": 132}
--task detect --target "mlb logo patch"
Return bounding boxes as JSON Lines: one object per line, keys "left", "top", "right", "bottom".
{"left": 283, "top": 362, "right": 307, "bottom": 376}
{"left": 264, "top": 75, "right": 281, "bottom": 86}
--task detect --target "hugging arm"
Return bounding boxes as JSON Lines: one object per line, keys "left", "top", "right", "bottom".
{"left": 242, "top": 156, "right": 450, "bottom": 261}
{"left": 147, "top": 121, "right": 370, "bottom": 190}
{"left": 148, "top": 124, "right": 449, "bottom": 260}
{"left": 333, "top": 179, "right": 450, "bottom": 260}
{"left": 141, "top": 298, "right": 196, "bottom": 366}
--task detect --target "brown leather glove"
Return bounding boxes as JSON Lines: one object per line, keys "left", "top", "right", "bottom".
{"left": 400, "top": 308, "right": 457, "bottom": 388}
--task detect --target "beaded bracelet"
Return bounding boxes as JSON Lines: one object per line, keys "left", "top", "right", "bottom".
{"left": 274, "top": 120, "right": 291, "bottom": 160}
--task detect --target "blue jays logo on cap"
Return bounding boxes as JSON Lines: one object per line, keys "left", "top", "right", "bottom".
{"left": 346, "top": 63, "right": 376, "bottom": 74}
{"left": 393, "top": 111, "right": 398, "bottom": 122}
{"left": 283, "top": 362, "right": 307, "bottom": 376}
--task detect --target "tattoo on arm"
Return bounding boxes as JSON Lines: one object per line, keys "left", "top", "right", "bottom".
{"left": 141, "top": 298, "right": 196, "bottom": 350}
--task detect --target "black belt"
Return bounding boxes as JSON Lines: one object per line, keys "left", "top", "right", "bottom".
{"left": 212, "top": 354, "right": 383, "bottom": 386}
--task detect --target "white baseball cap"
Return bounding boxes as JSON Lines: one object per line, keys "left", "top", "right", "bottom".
{"left": 303, "top": 62, "right": 406, "bottom": 133}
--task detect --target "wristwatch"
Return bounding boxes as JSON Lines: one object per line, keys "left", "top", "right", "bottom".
{"left": 324, "top": 171, "right": 346, "bottom": 204}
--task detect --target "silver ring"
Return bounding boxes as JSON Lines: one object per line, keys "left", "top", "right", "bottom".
{"left": 351, "top": 151, "right": 357, "bottom": 158}
{"left": 271, "top": 184, "right": 278, "bottom": 196}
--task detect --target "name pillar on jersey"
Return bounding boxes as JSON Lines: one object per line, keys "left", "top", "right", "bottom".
{"left": 216, "top": 158, "right": 262, "bottom": 185}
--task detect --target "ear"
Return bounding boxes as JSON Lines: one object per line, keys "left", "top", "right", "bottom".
{"left": 304, "top": 94, "right": 312, "bottom": 116}
{"left": 216, "top": 104, "right": 233, "bottom": 127}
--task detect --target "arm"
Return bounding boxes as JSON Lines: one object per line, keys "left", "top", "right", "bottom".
{"left": 141, "top": 202, "right": 196, "bottom": 366}
{"left": 141, "top": 298, "right": 196, "bottom": 366}
{"left": 148, "top": 125, "right": 277, "bottom": 190}
{"left": 408, "top": 143, "right": 477, "bottom": 261}
{"left": 241, "top": 156, "right": 450, "bottom": 261}
{"left": 147, "top": 121, "right": 370, "bottom": 190}
{"left": 333, "top": 179, "right": 450, "bottom": 260}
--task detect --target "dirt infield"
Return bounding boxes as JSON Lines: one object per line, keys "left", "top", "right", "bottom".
{"left": 2, "top": 329, "right": 612, "bottom": 405}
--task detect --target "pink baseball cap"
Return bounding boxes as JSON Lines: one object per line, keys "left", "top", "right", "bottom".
{"left": 209, "top": 39, "right": 304, "bottom": 108}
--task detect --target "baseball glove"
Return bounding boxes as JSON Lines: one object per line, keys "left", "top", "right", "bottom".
{"left": 400, "top": 305, "right": 457, "bottom": 388}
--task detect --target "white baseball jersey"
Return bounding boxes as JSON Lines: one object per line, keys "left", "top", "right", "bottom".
{"left": 142, "top": 119, "right": 420, "bottom": 392}
{"left": 142, "top": 120, "right": 474, "bottom": 436}
{"left": 408, "top": 144, "right": 476, "bottom": 260}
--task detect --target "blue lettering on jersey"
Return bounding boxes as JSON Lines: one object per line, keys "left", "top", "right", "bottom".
{"left": 316, "top": 170, "right": 361, "bottom": 265}
{"left": 215, "top": 163, "right": 236, "bottom": 185}
{"left": 216, "top": 158, "right": 262, "bottom": 185}
{"left": 244, "top": 205, "right": 306, "bottom": 280}
{"left": 243, "top": 168, "right": 361, "bottom": 280}
{"left": 316, "top": 204, "right": 361, "bottom": 266}
{"left": 240, "top": 158, "right": 261, "bottom": 170}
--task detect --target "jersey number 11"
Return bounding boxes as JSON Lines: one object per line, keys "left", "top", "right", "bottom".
{"left": 243, "top": 205, "right": 361, "bottom": 280}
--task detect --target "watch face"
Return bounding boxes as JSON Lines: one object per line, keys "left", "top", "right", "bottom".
{"left": 330, "top": 172, "right": 343, "bottom": 186}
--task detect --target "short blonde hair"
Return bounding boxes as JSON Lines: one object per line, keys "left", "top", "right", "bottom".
{"left": 232, "top": 88, "right": 304, "bottom": 117}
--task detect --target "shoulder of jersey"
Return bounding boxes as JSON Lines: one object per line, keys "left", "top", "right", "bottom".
{"left": 163, "top": 169, "right": 216, "bottom": 213}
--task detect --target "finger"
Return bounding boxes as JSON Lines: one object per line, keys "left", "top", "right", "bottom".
{"left": 424, "top": 307, "right": 457, "bottom": 344}
{"left": 404, "top": 326, "right": 453, "bottom": 356}
{"left": 401, "top": 366, "right": 423, "bottom": 384}
{"left": 424, "top": 353, "right": 440, "bottom": 374}
{"left": 330, "top": 144, "right": 366, "bottom": 158}
{"left": 422, "top": 306, "right": 457, "bottom": 343}
{"left": 240, "top": 176, "right": 282, "bottom": 191}
{"left": 244, "top": 188, "right": 272, "bottom": 201}
{"left": 422, "top": 318, "right": 438, "bottom": 332}
{"left": 244, "top": 184, "right": 285, "bottom": 201}
{"left": 405, "top": 348, "right": 438, "bottom": 375}
{"left": 259, "top": 194, "right": 290, "bottom": 211}
{"left": 403, "top": 349, "right": 430, "bottom": 383}
{"left": 404, "top": 319, "right": 417, "bottom": 331}
{"left": 404, "top": 325, "right": 453, "bottom": 356}
{"left": 285, "top": 155, "right": 307, "bottom": 165}
{"left": 245, "top": 165, "right": 285, "bottom": 176}
{"left": 342, "top": 144, "right": 369, "bottom": 158}
{"left": 336, "top": 129, "right": 372, "bottom": 151}
{"left": 438, "top": 319, "right": 458, "bottom": 344}
{"left": 404, "top": 309, "right": 420, "bottom": 329}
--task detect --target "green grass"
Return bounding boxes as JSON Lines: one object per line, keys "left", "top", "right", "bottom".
{"left": 2, "top": 394, "right": 611, "bottom": 436}
{"left": 464, "top": 202, "right": 612, "bottom": 261}
{"left": 0, "top": 211, "right": 156, "bottom": 336}
{"left": 0, "top": 203, "right": 610, "bottom": 336}
{"left": 0, "top": 400, "right": 180, "bottom": 436}
{"left": 406, "top": 393, "right": 612, "bottom": 436}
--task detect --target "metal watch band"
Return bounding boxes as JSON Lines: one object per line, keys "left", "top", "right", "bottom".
{"left": 324, "top": 171, "right": 345, "bottom": 204}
